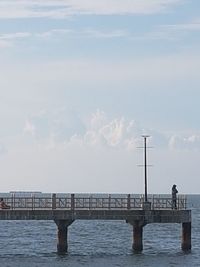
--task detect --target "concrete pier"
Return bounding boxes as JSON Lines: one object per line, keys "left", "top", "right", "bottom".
{"left": 131, "top": 220, "right": 145, "bottom": 252}
{"left": 54, "top": 220, "right": 74, "bottom": 254}
{"left": 0, "top": 193, "right": 191, "bottom": 253}
{"left": 182, "top": 222, "right": 191, "bottom": 251}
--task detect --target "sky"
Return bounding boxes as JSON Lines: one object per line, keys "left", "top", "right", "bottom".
{"left": 0, "top": 0, "right": 200, "bottom": 194}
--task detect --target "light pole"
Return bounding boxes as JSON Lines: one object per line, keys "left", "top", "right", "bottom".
{"left": 142, "top": 135, "right": 150, "bottom": 202}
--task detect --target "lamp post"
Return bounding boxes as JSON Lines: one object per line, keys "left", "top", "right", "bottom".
{"left": 142, "top": 135, "right": 150, "bottom": 202}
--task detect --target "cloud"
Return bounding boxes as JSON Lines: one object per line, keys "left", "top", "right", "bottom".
{"left": 24, "top": 120, "right": 36, "bottom": 137}
{"left": 0, "top": 0, "right": 182, "bottom": 19}
{"left": 163, "top": 20, "right": 200, "bottom": 32}
{"left": 65, "top": 0, "right": 182, "bottom": 15}
{"left": 2, "top": 109, "right": 200, "bottom": 193}
{"left": 142, "top": 20, "right": 200, "bottom": 41}
{"left": 0, "top": 32, "right": 31, "bottom": 40}
{"left": 0, "top": 32, "right": 32, "bottom": 49}
{"left": 82, "top": 29, "right": 129, "bottom": 39}
{"left": 24, "top": 108, "right": 85, "bottom": 143}
{"left": 4, "top": 18, "right": 200, "bottom": 49}
{"left": 0, "top": 29, "right": 71, "bottom": 49}
{"left": 35, "top": 29, "right": 72, "bottom": 41}
{"left": 23, "top": 109, "right": 142, "bottom": 150}
{"left": 23, "top": 109, "right": 172, "bottom": 151}
{"left": 169, "top": 134, "right": 200, "bottom": 150}
{"left": 156, "top": 22, "right": 200, "bottom": 41}
{"left": 23, "top": 109, "right": 200, "bottom": 153}
{"left": 1, "top": 20, "right": 199, "bottom": 49}
{"left": 36, "top": 28, "right": 129, "bottom": 40}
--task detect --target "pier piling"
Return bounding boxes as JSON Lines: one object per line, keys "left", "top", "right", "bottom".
{"left": 54, "top": 219, "right": 74, "bottom": 254}
{"left": 182, "top": 222, "right": 191, "bottom": 251}
{"left": 133, "top": 221, "right": 143, "bottom": 252}
{"left": 127, "top": 220, "right": 145, "bottom": 252}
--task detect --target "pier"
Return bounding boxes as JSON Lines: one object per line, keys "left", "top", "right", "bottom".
{"left": 0, "top": 193, "right": 191, "bottom": 254}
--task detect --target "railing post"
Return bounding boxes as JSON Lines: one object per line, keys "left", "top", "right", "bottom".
{"left": 89, "top": 195, "right": 92, "bottom": 210}
{"left": 152, "top": 195, "right": 154, "bottom": 210}
{"left": 108, "top": 194, "right": 111, "bottom": 210}
{"left": 11, "top": 193, "right": 14, "bottom": 210}
{"left": 31, "top": 193, "right": 35, "bottom": 210}
{"left": 140, "top": 195, "right": 144, "bottom": 209}
{"left": 177, "top": 196, "right": 180, "bottom": 210}
{"left": 127, "top": 194, "right": 131, "bottom": 210}
{"left": 52, "top": 193, "right": 56, "bottom": 210}
{"left": 71, "top": 194, "right": 75, "bottom": 211}
{"left": 185, "top": 195, "right": 187, "bottom": 209}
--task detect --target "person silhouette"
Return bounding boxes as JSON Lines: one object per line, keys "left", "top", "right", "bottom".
{"left": 172, "top": 185, "right": 178, "bottom": 209}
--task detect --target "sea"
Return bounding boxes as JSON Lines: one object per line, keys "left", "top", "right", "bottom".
{"left": 0, "top": 195, "right": 199, "bottom": 267}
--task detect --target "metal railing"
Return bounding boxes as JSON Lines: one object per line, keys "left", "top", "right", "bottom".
{"left": 0, "top": 194, "right": 187, "bottom": 211}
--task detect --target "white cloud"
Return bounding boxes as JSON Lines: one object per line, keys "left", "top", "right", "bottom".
{"left": 23, "top": 110, "right": 144, "bottom": 150}
{"left": 24, "top": 120, "right": 36, "bottom": 136}
{"left": 35, "top": 28, "right": 129, "bottom": 40}
{"left": 0, "top": 32, "right": 31, "bottom": 49}
{"left": 23, "top": 109, "right": 200, "bottom": 153}
{"left": 1, "top": 109, "right": 200, "bottom": 193}
{"left": 143, "top": 20, "right": 200, "bottom": 41}
{"left": 35, "top": 29, "right": 73, "bottom": 39}
{"left": 90, "top": 110, "right": 107, "bottom": 130}
{"left": 24, "top": 108, "right": 85, "bottom": 143}
{"left": 66, "top": 0, "right": 182, "bottom": 15}
{"left": 0, "top": 32, "right": 31, "bottom": 40}
{"left": 99, "top": 118, "right": 126, "bottom": 147}
{"left": 0, "top": 0, "right": 182, "bottom": 19}
{"left": 169, "top": 134, "right": 200, "bottom": 150}
{"left": 163, "top": 19, "right": 200, "bottom": 32}
{"left": 82, "top": 29, "right": 129, "bottom": 39}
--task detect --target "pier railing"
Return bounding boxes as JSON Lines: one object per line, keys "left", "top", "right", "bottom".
{"left": 1, "top": 194, "right": 187, "bottom": 210}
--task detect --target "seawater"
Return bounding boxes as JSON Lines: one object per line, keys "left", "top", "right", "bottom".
{"left": 0, "top": 195, "right": 199, "bottom": 267}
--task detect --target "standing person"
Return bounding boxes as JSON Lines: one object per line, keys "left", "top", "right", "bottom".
{"left": 172, "top": 184, "right": 178, "bottom": 209}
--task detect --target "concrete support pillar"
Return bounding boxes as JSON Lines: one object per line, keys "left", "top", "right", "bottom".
{"left": 127, "top": 220, "right": 144, "bottom": 252}
{"left": 133, "top": 221, "right": 143, "bottom": 252}
{"left": 182, "top": 222, "right": 191, "bottom": 251}
{"left": 54, "top": 220, "right": 74, "bottom": 254}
